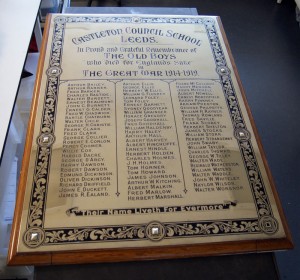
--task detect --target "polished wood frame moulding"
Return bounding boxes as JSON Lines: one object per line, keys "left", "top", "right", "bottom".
{"left": 8, "top": 14, "right": 293, "bottom": 265}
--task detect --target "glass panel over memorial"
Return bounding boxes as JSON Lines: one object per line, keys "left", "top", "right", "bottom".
{"left": 15, "top": 15, "right": 286, "bottom": 255}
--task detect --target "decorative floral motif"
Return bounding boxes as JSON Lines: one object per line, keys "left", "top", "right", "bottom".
{"left": 28, "top": 146, "right": 49, "bottom": 228}
{"left": 62, "top": 16, "right": 203, "bottom": 25}
{"left": 45, "top": 226, "right": 146, "bottom": 244}
{"left": 26, "top": 19, "right": 65, "bottom": 230}
{"left": 166, "top": 220, "right": 259, "bottom": 237}
{"left": 43, "top": 219, "right": 260, "bottom": 244}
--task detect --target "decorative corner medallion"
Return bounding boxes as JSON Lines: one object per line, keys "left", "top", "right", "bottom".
{"left": 145, "top": 221, "right": 166, "bottom": 242}
{"left": 132, "top": 17, "right": 141, "bottom": 23}
{"left": 234, "top": 128, "right": 251, "bottom": 141}
{"left": 216, "top": 66, "right": 231, "bottom": 76}
{"left": 23, "top": 228, "right": 45, "bottom": 248}
{"left": 259, "top": 216, "right": 279, "bottom": 235}
{"left": 46, "top": 66, "right": 62, "bottom": 77}
{"left": 37, "top": 133, "right": 56, "bottom": 147}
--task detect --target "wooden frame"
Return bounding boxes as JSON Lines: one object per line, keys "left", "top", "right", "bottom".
{"left": 8, "top": 14, "right": 292, "bottom": 266}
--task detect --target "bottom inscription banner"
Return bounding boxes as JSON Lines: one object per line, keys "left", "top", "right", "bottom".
{"left": 8, "top": 14, "right": 292, "bottom": 265}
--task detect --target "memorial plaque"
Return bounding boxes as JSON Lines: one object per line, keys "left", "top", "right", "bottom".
{"left": 8, "top": 14, "right": 292, "bottom": 265}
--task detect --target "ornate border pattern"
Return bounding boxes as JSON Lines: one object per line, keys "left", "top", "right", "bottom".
{"left": 24, "top": 16, "right": 278, "bottom": 248}
{"left": 42, "top": 218, "right": 259, "bottom": 246}
{"left": 204, "top": 19, "right": 278, "bottom": 232}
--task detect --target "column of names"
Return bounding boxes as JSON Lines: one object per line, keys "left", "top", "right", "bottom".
{"left": 59, "top": 82, "right": 115, "bottom": 199}
{"left": 176, "top": 81, "right": 242, "bottom": 193}
{"left": 122, "top": 81, "right": 184, "bottom": 202}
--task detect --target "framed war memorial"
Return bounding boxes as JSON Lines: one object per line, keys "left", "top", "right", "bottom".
{"left": 8, "top": 14, "right": 292, "bottom": 265}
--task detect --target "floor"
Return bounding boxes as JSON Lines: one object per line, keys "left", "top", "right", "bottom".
{"left": 0, "top": 0, "right": 299, "bottom": 279}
